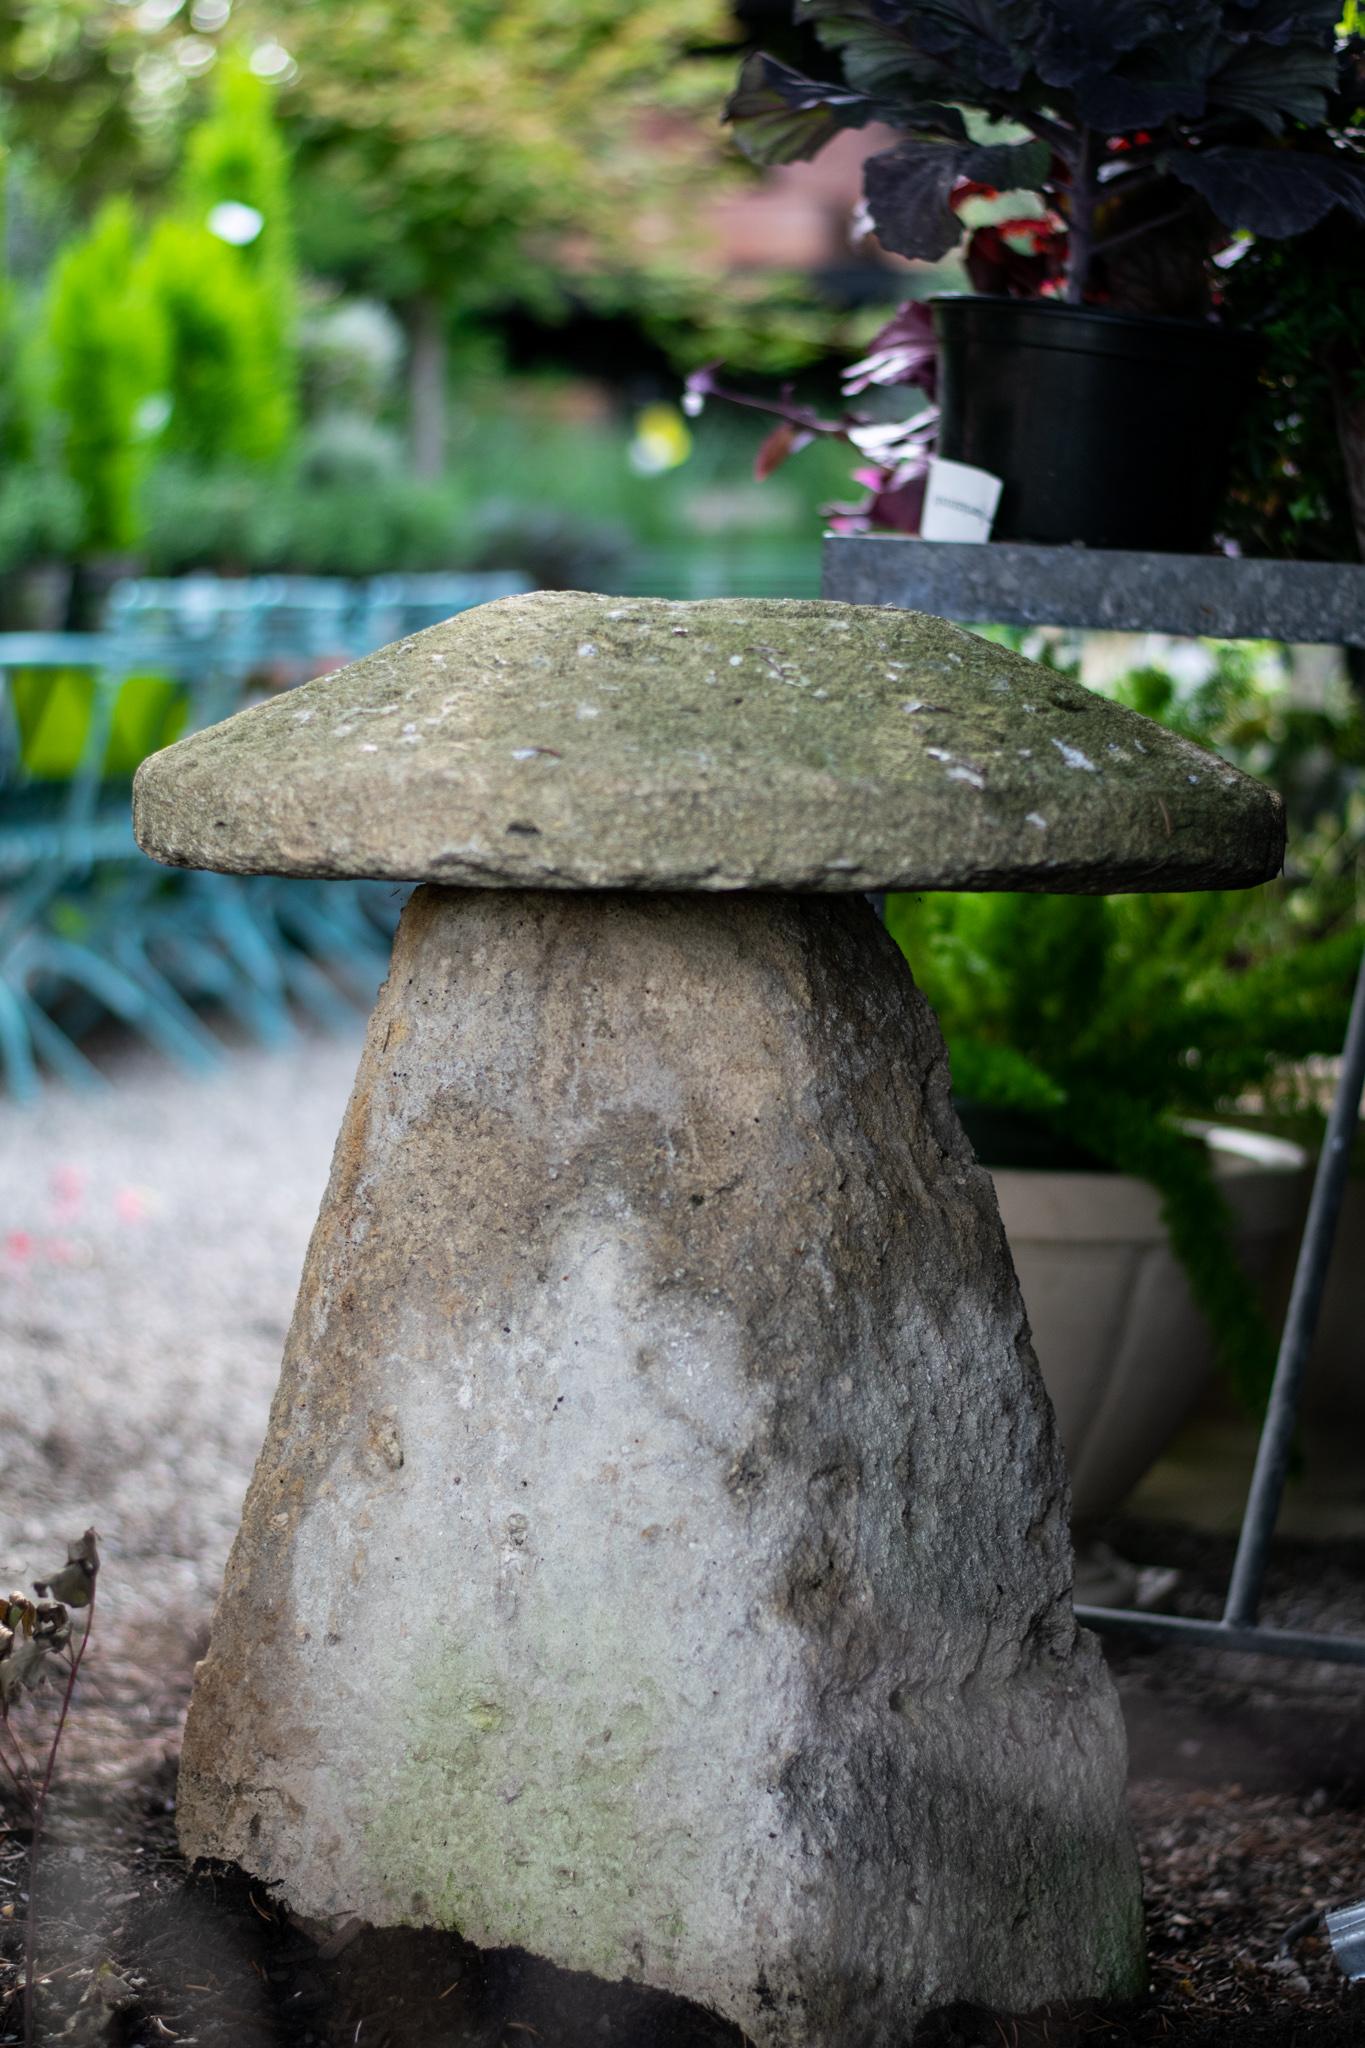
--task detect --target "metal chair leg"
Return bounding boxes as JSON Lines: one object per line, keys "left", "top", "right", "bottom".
{"left": 0, "top": 979, "right": 40, "bottom": 1102}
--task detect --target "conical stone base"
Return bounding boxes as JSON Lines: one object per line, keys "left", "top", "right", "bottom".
{"left": 178, "top": 886, "right": 1143, "bottom": 2045}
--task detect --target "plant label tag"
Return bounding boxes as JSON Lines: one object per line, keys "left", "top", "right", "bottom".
{"left": 921, "top": 457, "right": 1003, "bottom": 543}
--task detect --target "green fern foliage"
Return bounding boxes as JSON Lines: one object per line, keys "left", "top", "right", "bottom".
{"left": 886, "top": 649, "right": 1365, "bottom": 1411}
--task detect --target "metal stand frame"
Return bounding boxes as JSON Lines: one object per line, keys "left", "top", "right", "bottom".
{"left": 1077, "top": 941, "right": 1365, "bottom": 1665}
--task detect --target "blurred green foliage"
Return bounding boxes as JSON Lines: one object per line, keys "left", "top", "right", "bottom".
{"left": 6, "top": 64, "right": 299, "bottom": 563}
{"left": 176, "top": 56, "right": 296, "bottom": 446}
{"left": 1219, "top": 217, "right": 1365, "bottom": 561}
{"left": 0, "top": 0, "right": 181, "bottom": 215}
{"left": 181, "top": 57, "right": 294, "bottom": 302}
{"left": 0, "top": 467, "right": 79, "bottom": 573}
{"left": 887, "top": 644, "right": 1365, "bottom": 1409}
{"left": 133, "top": 398, "right": 854, "bottom": 580}
{"left": 44, "top": 198, "right": 162, "bottom": 553}
{"left": 139, "top": 218, "right": 290, "bottom": 465}
{"left": 238, "top": 0, "right": 740, "bottom": 327}
{"left": 0, "top": 3, "right": 867, "bottom": 584}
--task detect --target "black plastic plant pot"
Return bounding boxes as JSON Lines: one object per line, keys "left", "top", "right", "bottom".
{"left": 932, "top": 294, "right": 1262, "bottom": 552}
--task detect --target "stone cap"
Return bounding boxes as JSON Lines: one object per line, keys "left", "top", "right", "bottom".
{"left": 132, "top": 590, "right": 1284, "bottom": 894}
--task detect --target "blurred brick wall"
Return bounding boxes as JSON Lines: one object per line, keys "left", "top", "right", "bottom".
{"left": 708, "top": 126, "right": 907, "bottom": 277}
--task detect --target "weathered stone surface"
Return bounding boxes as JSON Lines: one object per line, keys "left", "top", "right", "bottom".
{"left": 178, "top": 885, "right": 1143, "bottom": 2046}
{"left": 133, "top": 590, "right": 1283, "bottom": 894}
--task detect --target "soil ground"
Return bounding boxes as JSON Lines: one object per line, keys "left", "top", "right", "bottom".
{"left": 2, "top": 1031, "right": 1363, "bottom": 2045}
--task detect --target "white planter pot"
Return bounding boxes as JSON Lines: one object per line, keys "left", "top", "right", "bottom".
{"left": 990, "top": 1126, "right": 1307, "bottom": 1526}
{"left": 1291, "top": 1175, "right": 1365, "bottom": 1424}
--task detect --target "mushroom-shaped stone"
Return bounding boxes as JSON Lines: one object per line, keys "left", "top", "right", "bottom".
{"left": 137, "top": 595, "right": 1282, "bottom": 2048}
{"left": 134, "top": 590, "right": 1282, "bottom": 893}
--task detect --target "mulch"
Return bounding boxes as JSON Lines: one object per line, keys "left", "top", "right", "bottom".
{"left": 2, "top": 1518, "right": 1363, "bottom": 2047}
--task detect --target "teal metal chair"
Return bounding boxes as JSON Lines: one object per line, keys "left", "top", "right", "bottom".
{"left": 1, "top": 572, "right": 527, "bottom": 1097}
{"left": 107, "top": 574, "right": 363, "bottom": 678}
{"left": 0, "top": 634, "right": 222, "bottom": 1099}
{"left": 358, "top": 571, "right": 529, "bottom": 645}
{"left": 0, "top": 634, "right": 401, "bottom": 1098}
{"left": 108, "top": 569, "right": 533, "bottom": 674}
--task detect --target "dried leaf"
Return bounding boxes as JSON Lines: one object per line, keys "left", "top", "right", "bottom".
{"left": 0, "top": 1630, "right": 48, "bottom": 1705}
{"left": 754, "top": 421, "right": 813, "bottom": 480}
{"left": 35, "top": 1527, "right": 99, "bottom": 1610}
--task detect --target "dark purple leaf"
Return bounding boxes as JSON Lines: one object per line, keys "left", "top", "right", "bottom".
{"left": 1034, "top": 0, "right": 1189, "bottom": 90}
{"left": 1165, "top": 146, "right": 1365, "bottom": 236}
{"left": 725, "top": 52, "right": 874, "bottom": 166}
{"left": 863, "top": 135, "right": 1050, "bottom": 261}
{"left": 809, "top": 13, "right": 927, "bottom": 93}
{"left": 1222, "top": 1, "right": 1342, "bottom": 45}
{"left": 1075, "top": 62, "right": 1211, "bottom": 130}
{"left": 1060, "top": 13, "right": 1224, "bottom": 131}
{"left": 842, "top": 300, "right": 939, "bottom": 397}
{"left": 802, "top": 0, "right": 1037, "bottom": 94}
{"left": 1206, "top": 38, "right": 1339, "bottom": 132}
{"left": 856, "top": 456, "right": 932, "bottom": 534}
{"left": 895, "top": 0, "right": 1035, "bottom": 94}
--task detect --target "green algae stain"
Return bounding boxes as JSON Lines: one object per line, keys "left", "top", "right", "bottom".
{"left": 463, "top": 1692, "right": 505, "bottom": 1734}
{"left": 360, "top": 1619, "right": 695, "bottom": 1983}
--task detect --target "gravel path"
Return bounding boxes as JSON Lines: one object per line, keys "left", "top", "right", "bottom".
{"left": 0, "top": 1028, "right": 364, "bottom": 1632}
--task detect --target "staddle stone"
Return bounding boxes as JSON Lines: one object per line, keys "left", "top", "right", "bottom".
{"left": 137, "top": 593, "right": 1284, "bottom": 2044}
{"left": 177, "top": 887, "right": 1143, "bottom": 2044}
{"left": 133, "top": 590, "right": 1284, "bottom": 893}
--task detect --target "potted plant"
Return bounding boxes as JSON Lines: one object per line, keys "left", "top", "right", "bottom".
{"left": 886, "top": 886, "right": 1315, "bottom": 1523}
{"left": 885, "top": 647, "right": 1362, "bottom": 1522}
{"left": 718, "top": 1, "right": 1365, "bottom": 550}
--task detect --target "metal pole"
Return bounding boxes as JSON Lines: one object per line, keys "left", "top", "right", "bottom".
{"left": 1075, "top": 1603, "right": 1365, "bottom": 1665}
{"left": 1222, "top": 940, "right": 1365, "bottom": 1629}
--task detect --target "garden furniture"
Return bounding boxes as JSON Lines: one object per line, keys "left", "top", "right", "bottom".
{"left": 108, "top": 574, "right": 361, "bottom": 679}
{"left": 133, "top": 590, "right": 1283, "bottom": 2045}
{"left": 0, "top": 633, "right": 223, "bottom": 1098}
{"left": 0, "top": 627, "right": 396, "bottom": 1097}
{"left": 358, "top": 570, "right": 531, "bottom": 645}
{"left": 109, "top": 571, "right": 534, "bottom": 680}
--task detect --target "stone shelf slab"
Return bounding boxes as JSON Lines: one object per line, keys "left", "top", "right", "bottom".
{"left": 822, "top": 537, "right": 1365, "bottom": 648}
{"left": 133, "top": 589, "right": 1284, "bottom": 896}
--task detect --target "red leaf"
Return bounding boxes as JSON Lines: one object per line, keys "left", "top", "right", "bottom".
{"left": 754, "top": 421, "right": 813, "bottom": 480}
